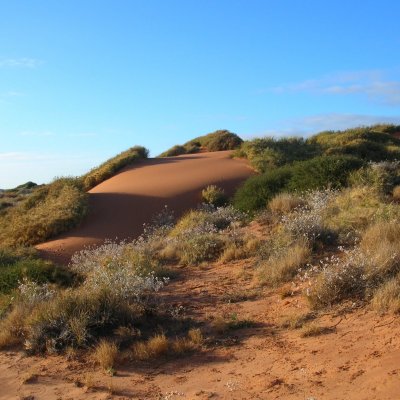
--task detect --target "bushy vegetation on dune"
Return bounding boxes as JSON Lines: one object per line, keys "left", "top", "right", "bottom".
{"left": 0, "top": 146, "right": 149, "bottom": 247}
{"left": 0, "top": 181, "right": 40, "bottom": 212}
{"left": 233, "top": 124, "right": 400, "bottom": 212}
{"left": 159, "top": 130, "right": 243, "bottom": 157}
{"left": 0, "top": 177, "right": 88, "bottom": 247}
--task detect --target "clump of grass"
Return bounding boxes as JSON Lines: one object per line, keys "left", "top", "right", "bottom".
{"left": 132, "top": 329, "right": 203, "bottom": 360}
{"left": 393, "top": 185, "right": 400, "bottom": 201}
{"left": 360, "top": 221, "right": 400, "bottom": 282}
{"left": 93, "top": 340, "right": 119, "bottom": 372}
{"left": 268, "top": 193, "right": 305, "bottom": 215}
{"left": 371, "top": 276, "right": 400, "bottom": 314}
{"left": 201, "top": 185, "right": 227, "bottom": 207}
{"left": 259, "top": 240, "right": 311, "bottom": 286}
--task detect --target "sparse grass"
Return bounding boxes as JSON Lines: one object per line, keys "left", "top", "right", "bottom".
{"left": 221, "top": 289, "right": 260, "bottom": 303}
{"left": 300, "top": 323, "right": 334, "bottom": 338}
{"left": 280, "top": 312, "right": 316, "bottom": 330}
{"left": 211, "top": 314, "right": 256, "bottom": 333}
{"left": 93, "top": 340, "right": 119, "bottom": 372}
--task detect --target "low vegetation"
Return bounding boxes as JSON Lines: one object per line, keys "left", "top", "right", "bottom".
{"left": 159, "top": 130, "right": 242, "bottom": 157}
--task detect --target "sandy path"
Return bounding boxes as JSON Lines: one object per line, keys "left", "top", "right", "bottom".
{"left": 36, "top": 151, "right": 253, "bottom": 264}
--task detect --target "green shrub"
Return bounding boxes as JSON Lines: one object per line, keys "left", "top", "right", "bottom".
{"left": 234, "top": 137, "right": 319, "bottom": 172}
{"left": 0, "top": 247, "right": 73, "bottom": 295}
{"left": 287, "top": 156, "right": 364, "bottom": 193}
{"left": 233, "top": 167, "right": 292, "bottom": 212}
{"left": 201, "top": 185, "right": 227, "bottom": 207}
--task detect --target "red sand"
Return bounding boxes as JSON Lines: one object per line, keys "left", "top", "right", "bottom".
{"left": 36, "top": 151, "right": 253, "bottom": 264}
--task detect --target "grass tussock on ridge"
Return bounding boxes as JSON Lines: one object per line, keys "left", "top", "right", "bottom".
{"left": 82, "top": 146, "right": 149, "bottom": 191}
{"left": 159, "top": 130, "right": 242, "bottom": 157}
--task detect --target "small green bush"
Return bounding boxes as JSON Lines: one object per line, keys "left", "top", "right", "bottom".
{"left": 233, "top": 167, "right": 292, "bottom": 212}
{"left": 201, "top": 185, "right": 227, "bottom": 207}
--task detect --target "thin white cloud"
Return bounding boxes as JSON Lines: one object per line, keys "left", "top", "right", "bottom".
{"left": 268, "top": 70, "right": 400, "bottom": 105}
{"left": 0, "top": 58, "right": 42, "bottom": 68}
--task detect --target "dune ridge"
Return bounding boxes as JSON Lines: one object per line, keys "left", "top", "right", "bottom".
{"left": 36, "top": 151, "right": 253, "bottom": 264}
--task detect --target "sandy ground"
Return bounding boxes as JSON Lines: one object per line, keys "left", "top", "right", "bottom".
{"left": 1, "top": 253, "right": 400, "bottom": 400}
{"left": 36, "top": 151, "right": 253, "bottom": 264}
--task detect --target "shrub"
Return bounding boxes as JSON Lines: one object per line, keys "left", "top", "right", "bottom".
{"left": 201, "top": 185, "right": 227, "bottom": 207}
{"left": 307, "top": 254, "right": 366, "bottom": 309}
{"left": 234, "top": 137, "right": 318, "bottom": 172}
{"left": 159, "top": 130, "right": 242, "bottom": 157}
{"left": 287, "top": 155, "right": 364, "bottom": 193}
{"left": 233, "top": 167, "right": 292, "bottom": 212}
{"left": 349, "top": 161, "right": 400, "bottom": 194}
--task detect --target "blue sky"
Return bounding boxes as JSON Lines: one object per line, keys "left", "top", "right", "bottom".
{"left": 1, "top": 0, "right": 400, "bottom": 188}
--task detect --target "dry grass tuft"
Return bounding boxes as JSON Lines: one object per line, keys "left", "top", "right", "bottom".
{"left": 93, "top": 340, "right": 118, "bottom": 372}
{"left": 392, "top": 185, "right": 400, "bottom": 201}
{"left": 371, "top": 277, "right": 400, "bottom": 314}
{"left": 132, "top": 333, "right": 169, "bottom": 360}
{"left": 268, "top": 193, "right": 305, "bottom": 214}
{"left": 0, "top": 304, "right": 27, "bottom": 349}
{"left": 259, "top": 240, "right": 311, "bottom": 286}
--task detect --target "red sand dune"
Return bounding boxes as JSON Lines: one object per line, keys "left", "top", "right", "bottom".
{"left": 36, "top": 151, "right": 253, "bottom": 264}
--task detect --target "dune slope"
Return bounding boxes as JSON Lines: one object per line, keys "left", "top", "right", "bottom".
{"left": 36, "top": 151, "right": 253, "bottom": 264}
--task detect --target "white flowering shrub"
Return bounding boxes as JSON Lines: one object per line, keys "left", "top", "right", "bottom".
{"left": 281, "top": 189, "right": 337, "bottom": 243}
{"left": 18, "top": 278, "right": 55, "bottom": 304}
{"left": 305, "top": 248, "right": 367, "bottom": 309}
